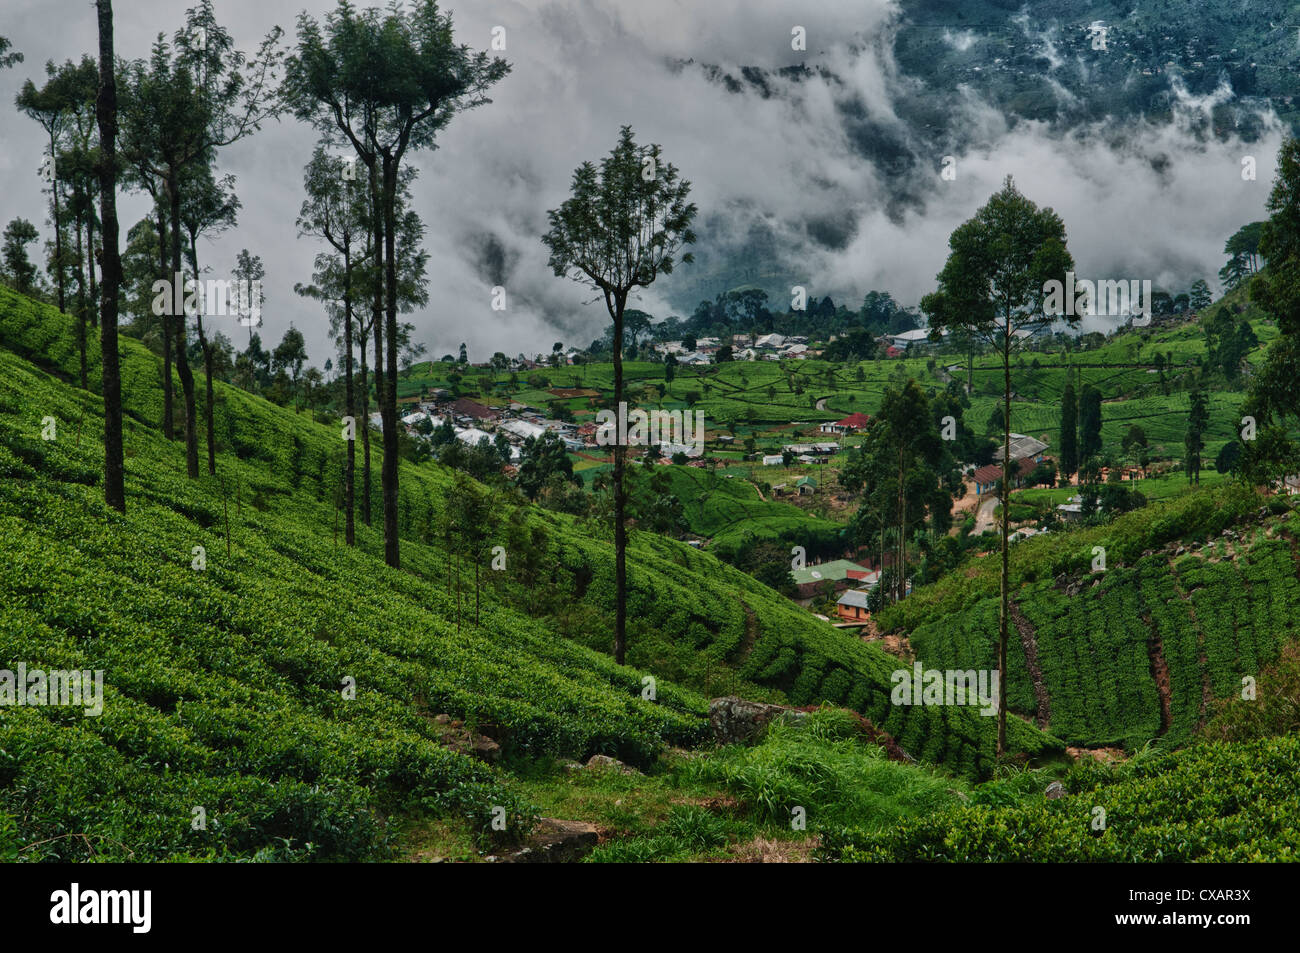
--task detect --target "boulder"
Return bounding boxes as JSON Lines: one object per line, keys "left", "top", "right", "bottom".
{"left": 585, "top": 754, "right": 638, "bottom": 775}
{"left": 709, "top": 696, "right": 797, "bottom": 746}
{"left": 488, "top": 818, "right": 600, "bottom": 864}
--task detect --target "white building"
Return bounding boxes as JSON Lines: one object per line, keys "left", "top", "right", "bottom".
{"left": 499, "top": 419, "right": 546, "bottom": 442}
{"left": 455, "top": 427, "right": 495, "bottom": 448}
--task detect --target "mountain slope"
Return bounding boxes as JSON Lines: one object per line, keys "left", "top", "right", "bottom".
{"left": 0, "top": 288, "right": 1064, "bottom": 859}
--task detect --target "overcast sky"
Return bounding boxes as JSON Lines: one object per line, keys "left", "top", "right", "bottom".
{"left": 0, "top": 0, "right": 1283, "bottom": 367}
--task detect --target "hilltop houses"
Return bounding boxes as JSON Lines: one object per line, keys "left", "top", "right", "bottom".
{"left": 992, "top": 433, "right": 1049, "bottom": 465}
{"left": 791, "top": 559, "right": 874, "bottom": 600}
{"left": 971, "top": 457, "right": 1038, "bottom": 496}
{"left": 819, "top": 412, "right": 870, "bottom": 435}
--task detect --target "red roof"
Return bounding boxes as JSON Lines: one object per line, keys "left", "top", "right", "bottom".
{"left": 451, "top": 398, "right": 499, "bottom": 421}
{"left": 972, "top": 458, "right": 1037, "bottom": 486}
{"left": 833, "top": 412, "right": 871, "bottom": 429}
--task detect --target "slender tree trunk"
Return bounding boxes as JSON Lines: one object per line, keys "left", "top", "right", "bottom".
{"left": 201, "top": 316, "right": 216, "bottom": 475}
{"left": 189, "top": 239, "right": 216, "bottom": 476}
{"left": 358, "top": 328, "right": 372, "bottom": 526}
{"left": 369, "top": 161, "right": 384, "bottom": 537}
{"left": 343, "top": 251, "right": 355, "bottom": 546}
{"left": 86, "top": 214, "right": 98, "bottom": 328}
{"left": 997, "top": 328, "right": 1011, "bottom": 756}
{"left": 50, "top": 131, "right": 65, "bottom": 314}
{"left": 898, "top": 450, "right": 906, "bottom": 603}
{"left": 380, "top": 156, "right": 399, "bottom": 569}
{"left": 96, "top": 0, "right": 125, "bottom": 513}
{"left": 73, "top": 207, "right": 87, "bottom": 389}
{"left": 169, "top": 180, "right": 198, "bottom": 478}
{"left": 612, "top": 290, "right": 627, "bottom": 665}
{"left": 157, "top": 207, "right": 173, "bottom": 438}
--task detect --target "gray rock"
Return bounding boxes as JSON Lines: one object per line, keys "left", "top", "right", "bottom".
{"left": 491, "top": 818, "right": 600, "bottom": 864}
{"left": 1045, "top": 781, "right": 1066, "bottom": 800}
{"left": 709, "top": 696, "right": 795, "bottom": 746}
{"left": 585, "top": 754, "right": 638, "bottom": 775}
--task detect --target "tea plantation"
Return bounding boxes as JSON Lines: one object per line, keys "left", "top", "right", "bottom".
{"left": 0, "top": 289, "right": 1066, "bottom": 860}
{"left": 887, "top": 488, "right": 1300, "bottom": 752}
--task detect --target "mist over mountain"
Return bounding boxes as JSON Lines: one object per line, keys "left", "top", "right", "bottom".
{"left": 0, "top": 0, "right": 1294, "bottom": 361}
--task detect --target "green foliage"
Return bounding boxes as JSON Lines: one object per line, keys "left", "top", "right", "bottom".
{"left": 685, "top": 707, "right": 960, "bottom": 829}
{"left": 820, "top": 734, "right": 1300, "bottom": 862}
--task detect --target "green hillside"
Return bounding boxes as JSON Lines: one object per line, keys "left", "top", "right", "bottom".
{"left": 876, "top": 484, "right": 1300, "bottom": 752}
{"left": 0, "top": 288, "right": 1073, "bottom": 860}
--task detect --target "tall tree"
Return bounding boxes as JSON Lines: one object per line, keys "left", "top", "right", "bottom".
{"left": 46, "top": 58, "right": 103, "bottom": 389}
{"left": 296, "top": 145, "right": 365, "bottom": 544}
{"left": 120, "top": 2, "right": 282, "bottom": 478}
{"left": 179, "top": 162, "right": 239, "bottom": 474}
{"left": 1188, "top": 278, "right": 1212, "bottom": 311}
{"left": 1, "top": 219, "right": 40, "bottom": 294}
{"left": 15, "top": 58, "right": 91, "bottom": 313}
{"left": 1243, "top": 138, "right": 1300, "bottom": 486}
{"left": 1185, "top": 387, "right": 1209, "bottom": 485}
{"left": 1078, "top": 384, "right": 1103, "bottom": 464}
{"left": 921, "top": 176, "right": 1075, "bottom": 756}
{"left": 283, "top": 0, "right": 509, "bottom": 569}
{"left": 541, "top": 126, "right": 697, "bottom": 665}
{"left": 1058, "top": 378, "right": 1078, "bottom": 482}
{"left": 96, "top": 0, "right": 125, "bottom": 512}
{"left": 842, "top": 379, "right": 954, "bottom": 603}
{"left": 232, "top": 248, "right": 264, "bottom": 345}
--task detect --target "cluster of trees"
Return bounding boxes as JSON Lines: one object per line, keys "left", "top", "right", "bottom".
{"left": 588, "top": 288, "right": 921, "bottom": 362}
{"left": 1202, "top": 305, "right": 1259, "bottom": 384}
{"left": 0, "top": 10, "right": 126, "bottom": 510}
{"left": 6, "top": 2, "right": 510, "bottom": 568}
{"left": 1220, "top": 222, "right": 1263, "bottom": 291}
{"left": 841, "top": 379, "right": 962, "bottom": 605}
{"left": 1239, "top": 138, "right": 1300, "bottom": 485}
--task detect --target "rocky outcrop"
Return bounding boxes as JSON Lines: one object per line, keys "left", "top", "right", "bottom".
{"left": 709, "top": 696, "right": 803, "bottom": 745}
{"left": 486, "top": 818, "right": 600, "bottom": 864}
{"left": 584, "top": 754, "right": 638, "bottom": 775}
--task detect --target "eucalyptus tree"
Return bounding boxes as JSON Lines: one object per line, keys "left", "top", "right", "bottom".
{"left": 296, "top": 144, "right": 365, "bottom": 543}
{"left": 297, "top": 156, "right": 428, "bottom": 531}
{"left": 179, "top": 162, "right": 239, "bottom": 475}
{"left": 95, "top": 0, "right": 125, "bottom": 513}
{"left": 541, "top": 126, "right": 697, "bottom": 665}
{"left": 119, "top": 0, "right": 282, "bottom": 477}
{"left": 59, "top": 60, "right": 103, "bottom": 389}
{"left": 15, "top": 57, "right": 93, "bottom": 313}
{"left": 283, "top": 0, "right": 509, "bottom": 569}
{"left": 921, "top": 176, "right": 1074, "bottom": 755}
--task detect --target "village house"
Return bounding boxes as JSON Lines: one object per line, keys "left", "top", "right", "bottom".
{"left": 451, "top": 397, "right": 500, "bottom": 424}
{"left": 992, "top": 433, "right": 1049, "bottom": 465}
{"left": 791, "top": 559, "right": 873, "bottom": 600}
{"left": 971, "top": 457, "right": 1037, "bottom": 496}
{"left": 835, "top": 589, "right": 870, "bottom": 622}
{"left": 819, "top": 412, "right": 870, "bottom": 435}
